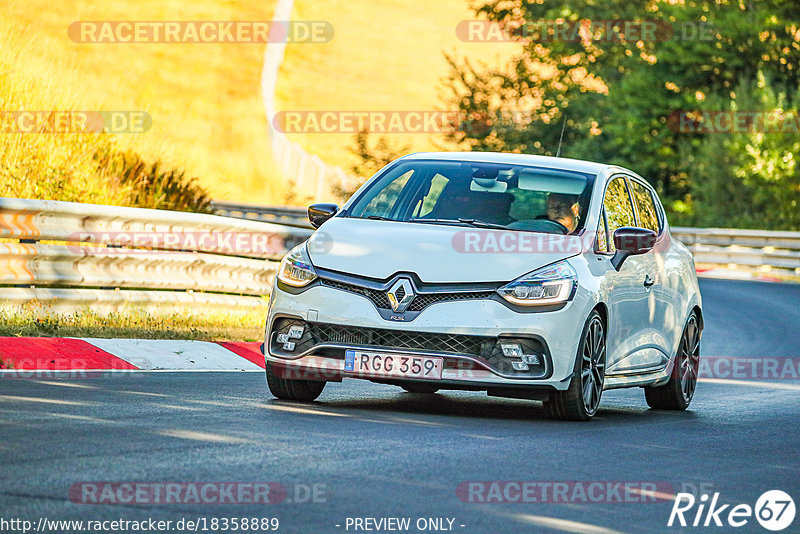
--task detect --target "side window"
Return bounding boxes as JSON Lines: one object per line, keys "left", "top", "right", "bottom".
{"left": 603, "top": 177, "right": 636, "bottom": 252}
{"left": 628, "top": 180, "right": 661, "bottom": 233}
{"left": 597, "top": 207, "right": 609, "bottom": 253}
{"left": 358, "top": 170, "right": 413, "bottom": 218}
{"left": 413, "top": 173, "right": 449, "bottom": 218}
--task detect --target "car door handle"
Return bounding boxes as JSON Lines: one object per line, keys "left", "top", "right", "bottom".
{"left": 643, "top": 275, "right": 655, "bottom": 288}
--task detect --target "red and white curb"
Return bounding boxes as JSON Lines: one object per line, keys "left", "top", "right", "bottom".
{"left": 0, "top": 337, "right": 265, "bottom": 372}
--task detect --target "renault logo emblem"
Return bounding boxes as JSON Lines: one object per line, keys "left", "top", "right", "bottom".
{"left": 387, "top": 278, "right": 415, "bottom": 313}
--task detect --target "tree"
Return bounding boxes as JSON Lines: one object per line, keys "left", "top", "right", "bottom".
{"left": 335, "top": 129, "right": 410, "bottom": 200}
{"left": 445, "top": 0, "right": 800, "bottom": 227}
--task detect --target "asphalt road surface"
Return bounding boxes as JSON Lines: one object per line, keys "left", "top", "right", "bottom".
{"left": 2, "top": 279, "right": 799, "bottom": 534}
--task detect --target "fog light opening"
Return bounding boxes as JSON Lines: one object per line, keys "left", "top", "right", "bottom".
{"left": 511, "top": 361, "right": 530, "bottom": 371}
{"left": 287, "top": 325, "right": 305, "bottom": 339}
{"left": 521, "top": 354, "right": 540, "bottom": 365}
{"left": 501, "top": 343, "right": 523, "bottom": 358}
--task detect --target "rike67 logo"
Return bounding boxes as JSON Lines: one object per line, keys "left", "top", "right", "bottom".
{"left": 668, "top": 490, "right": 795, "bottom": 531}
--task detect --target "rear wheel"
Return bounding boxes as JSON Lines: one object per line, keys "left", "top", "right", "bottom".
{"left": 544, "top": 310, "right": 606, "bottom": 421}
{"left": 645, "top": 312, "right": 700, "bottom": 410}
{"left": 265, "top": 361, "right": 326, "bottom": 402}
{"left": 400, "top": 383, "right": 439, "bottom": 394}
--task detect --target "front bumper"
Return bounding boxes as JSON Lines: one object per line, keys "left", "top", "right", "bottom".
{"left": 264, "top": 282, "right": 592, "bottom": 392}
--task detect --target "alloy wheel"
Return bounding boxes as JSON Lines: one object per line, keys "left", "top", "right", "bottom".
{"left": 679, "top": 315, "right": 700, "bottom": 403}
{"left": 581, "top": 316, "right": 606, "bottom": 415}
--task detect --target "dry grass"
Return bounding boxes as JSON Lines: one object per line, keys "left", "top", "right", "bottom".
{"left": 0, "top": 23, "right": 126, "bottom": 204}
{"left": 0, "top": 0, "right": 285, "bottom": 203}
{"left": 2, "top": 0, "right": 519, "bottom": 203}
{"left": 0, "top": 304, "right": 265, "bottom": 342}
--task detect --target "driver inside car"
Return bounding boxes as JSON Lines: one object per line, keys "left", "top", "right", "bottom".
{"left": 546, "top": 193, "right": 580, "bottom": 233}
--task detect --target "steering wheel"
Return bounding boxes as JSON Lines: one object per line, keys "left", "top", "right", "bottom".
{"left": 533, "top": 215, "right": 570, "bottom": 235}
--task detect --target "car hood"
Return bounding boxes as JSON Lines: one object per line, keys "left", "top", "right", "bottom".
{"left": 306, "top": 217, "right": 584, "bottom": 283}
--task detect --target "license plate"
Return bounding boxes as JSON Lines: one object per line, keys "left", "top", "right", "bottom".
{"left": 344, "top": 350, "right": 443, "bottom": 380}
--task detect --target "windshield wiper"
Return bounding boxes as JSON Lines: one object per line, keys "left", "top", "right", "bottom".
{"left": 410, "top": 218, "right": 508, "bottom": 230}
{"left": 365, "top": 215, "right": 393, "bottom": 221}
{"left": 457, "top": 218, "right": 508, "bottom": 230}
{"left": 410, "top": 218, "right": 463, "bottom": 226}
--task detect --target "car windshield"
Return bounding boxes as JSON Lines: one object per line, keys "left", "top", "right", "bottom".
{"left": 345, "top": 160, "right": 594, "bottom": 235}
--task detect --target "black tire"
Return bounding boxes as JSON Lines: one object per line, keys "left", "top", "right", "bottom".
{"left": 645, "top": 312, "right": 700, "bottom": 410}
{"left": 400, "top": 383, "right": 440, "bottom": 394}
{"left": 544, "top": 310, "right": 606, "bottom": 421}
{"left": 265, "top": 361, "right": 326, "bottom": 402}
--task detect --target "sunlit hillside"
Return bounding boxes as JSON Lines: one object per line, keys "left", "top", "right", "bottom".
{"left": 1, "top": 0, "right": 517, "bottom": 204}
{"left": 0, "top": 0, "right": 284, "bottom": 203}
{"left": 277, "top": 0, "right": 518, "bottom": 174}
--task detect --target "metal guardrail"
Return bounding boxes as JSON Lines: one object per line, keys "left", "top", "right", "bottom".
{"left": 0, "top": 198, "right": 313, "bottom": 311}
{"left": 210, "top": 201, "right": 311, "bottom": 228}
{"left": 669, "top": 227, "right": 800, "bottom": 276}
{"left": 1, "top": 197, "right": 798, "bottom": 314}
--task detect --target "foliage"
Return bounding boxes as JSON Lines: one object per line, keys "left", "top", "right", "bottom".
{"left": 680, "top": 76, "right": 800, "bottom": 229}
{"left": 444, "top": 0, "right": 800, "bottom": 229}
{"left": 337, "top": 130, "right": 410, "bottom": 201}
{"left": 95, "top": 146, "right": 212, "bottom": 213}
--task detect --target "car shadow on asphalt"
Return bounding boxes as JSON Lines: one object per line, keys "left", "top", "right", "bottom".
{"left": 286, "top": 388, "right": 700, "bottom": 424}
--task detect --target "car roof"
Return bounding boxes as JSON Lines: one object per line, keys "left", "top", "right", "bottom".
{"left": 399, "top": 151, "right": 619, "bottom": 176}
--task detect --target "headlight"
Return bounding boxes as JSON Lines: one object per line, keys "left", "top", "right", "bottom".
{"left": 277, "top": 243, "right": 317, "bottom": 287}
{"left": 497, "top": 260, "right": 577, "bottom": 306}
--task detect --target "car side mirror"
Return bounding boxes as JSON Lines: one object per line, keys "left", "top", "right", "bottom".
{"left": 611, "top": 227, "right": 657, "bottom": 270}
{"left": 307, "top": 203, "right": 339, "bottom": 229}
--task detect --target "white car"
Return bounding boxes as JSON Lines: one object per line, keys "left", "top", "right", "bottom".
{"left": 263, "top": 152, "right": 702, "bottom": 420}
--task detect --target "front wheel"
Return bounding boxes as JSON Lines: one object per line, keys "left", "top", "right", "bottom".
{"left": 544, "top": 310, "right": 606, "bottom": 421}
{"left": 266, "top": 361, "right": 326, "bottom": 402}
{"left": 645, "top": 312, "right": 700, "bottom": 410}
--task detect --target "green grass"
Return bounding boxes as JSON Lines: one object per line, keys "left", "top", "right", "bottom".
{"left": 0, "top": 305, "right": 266, "bottom": 342}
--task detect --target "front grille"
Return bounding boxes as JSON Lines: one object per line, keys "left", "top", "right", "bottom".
{"left": 406, "top": 291, "right": 496, "bottom": 311}
{"left": 271, "top": 317, "right": 494, "bottom": 357}
{"left": 319, "top": 277, "right": 494, "bottom": 312}
{"left": 320, "top": 279, "right": 391, "bottom": 309}
{"left": 311, "top": 322, "right": 496, "bottom": 356}
{"left": 269, "top": 318, "right": 550, "bottom": 378}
